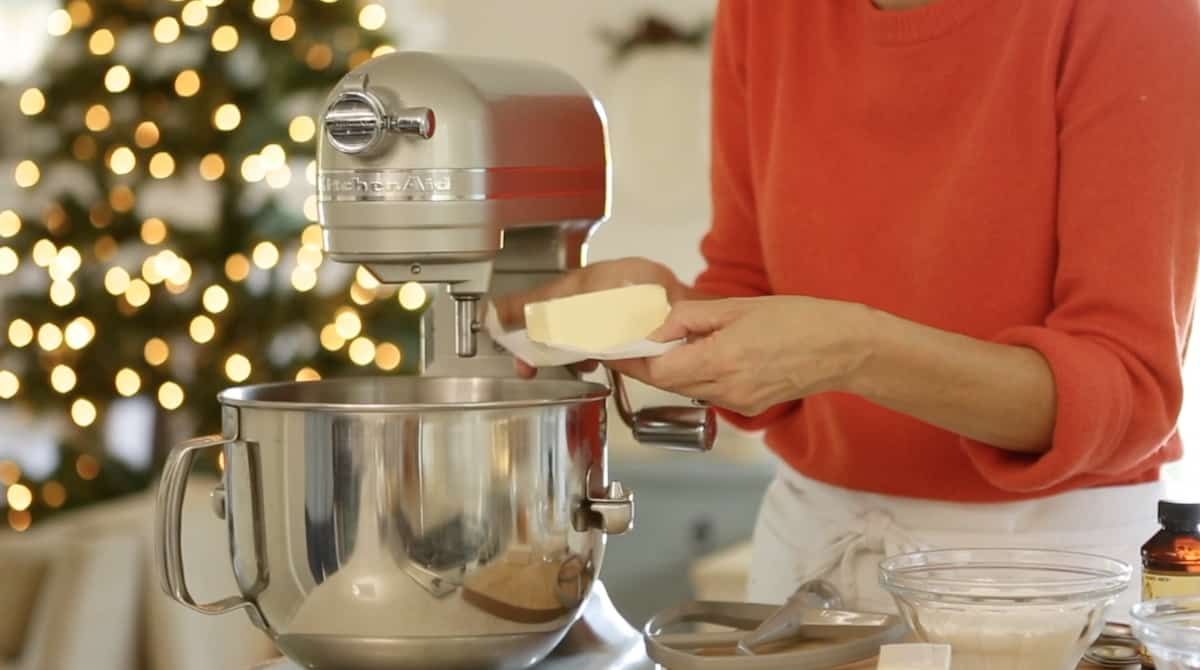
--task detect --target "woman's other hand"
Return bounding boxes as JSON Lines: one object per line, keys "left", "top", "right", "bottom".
{"left": 608, "top": 296, "right": 874, "bottom": 415}
{"left": 491, "top": 257, "right": 691, "bottom": 378}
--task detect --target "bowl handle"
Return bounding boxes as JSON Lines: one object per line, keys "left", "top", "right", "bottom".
{"left": 154, "top": 434, "right": 258, "bottom": 616}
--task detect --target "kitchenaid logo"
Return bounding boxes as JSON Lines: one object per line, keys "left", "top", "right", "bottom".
{"left": 320, "top": 173, "right": 453, "bottom": 195}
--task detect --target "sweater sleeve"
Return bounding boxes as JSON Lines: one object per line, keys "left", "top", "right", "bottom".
{"left": 693, "top": 0, "right": 797, "bottom": 431}
{"left": 961, "top": 0, "right": 1200, "bottom": 492}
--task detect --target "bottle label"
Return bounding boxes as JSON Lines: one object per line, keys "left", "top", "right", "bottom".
{"left": 1143, "top": 570, "right": 1200, "bottom": 599}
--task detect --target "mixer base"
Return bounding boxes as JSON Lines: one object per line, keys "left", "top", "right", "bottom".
{"left": 252, "top": 583, "right": 653, "bottom": 670}
{"left": 275, "top": 630, "right": 565, "bottom": 670}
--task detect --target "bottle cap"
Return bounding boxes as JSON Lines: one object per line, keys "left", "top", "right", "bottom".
{"left": 1158, "top": 500, "right": 1200, "bottom": 528}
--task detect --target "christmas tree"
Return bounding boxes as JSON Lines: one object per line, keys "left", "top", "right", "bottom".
{"left": 1, "top": 0, "right": 424, "bottom": 532}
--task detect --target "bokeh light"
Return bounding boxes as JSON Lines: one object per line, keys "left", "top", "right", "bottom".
{"left": 158, "top": 382, "right": 184, "bottom": 410}
{"left": 115, "top": 368, "right": 141, "bottom": 396}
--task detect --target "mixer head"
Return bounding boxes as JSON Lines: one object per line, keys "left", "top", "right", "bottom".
{"left": 317, "top": 51, "right": 610, "bottom": 361}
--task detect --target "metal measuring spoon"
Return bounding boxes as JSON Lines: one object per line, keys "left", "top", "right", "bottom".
{"left": 736, "top": 579, "right": 845, "bottom": 655}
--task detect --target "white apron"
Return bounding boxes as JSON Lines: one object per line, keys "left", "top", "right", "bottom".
{"left": 747, "top": 465, "right": 1162, "bottom": 622}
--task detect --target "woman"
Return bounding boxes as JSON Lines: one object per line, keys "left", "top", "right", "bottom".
{"left": 496, "top": 0, "right": 1200, "bottom": 616}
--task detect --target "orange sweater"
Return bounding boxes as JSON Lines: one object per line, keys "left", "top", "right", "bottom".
{"left": 695, "top": 0, "right": 1200, "bottom": 502}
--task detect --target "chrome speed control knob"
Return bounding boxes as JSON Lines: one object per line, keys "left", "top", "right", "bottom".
{"left": 323, "top": 74, "right": 434, "bottom": 155}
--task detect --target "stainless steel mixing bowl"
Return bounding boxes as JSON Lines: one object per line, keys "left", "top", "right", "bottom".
{"left": 155, "top": 376, "right": 637, "bottom": 670}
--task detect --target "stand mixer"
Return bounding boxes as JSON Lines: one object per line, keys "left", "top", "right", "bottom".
{"left": 154, "top": 51, "right": 716, "bottom": 670}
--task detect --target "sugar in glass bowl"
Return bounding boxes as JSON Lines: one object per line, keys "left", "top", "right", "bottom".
{"left": 879, "top": 548, "right": 1132, "bottom": 670}
{"left": 1132, "top": 596, "right": 1200, "bottom": 670}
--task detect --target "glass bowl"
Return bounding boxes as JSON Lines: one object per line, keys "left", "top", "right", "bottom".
{"left": 1132, "top": 596, "right": 1200, "bottom": 669}
{"left": 879, "top": 548, "right": 1132, "bottom": 670}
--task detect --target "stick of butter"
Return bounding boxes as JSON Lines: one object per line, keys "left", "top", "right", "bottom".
{"left": 524, "top": 284, "right": 671, "bottom": 352}
{"left": 876, "top": 643, "right": 951, "bottom": 670}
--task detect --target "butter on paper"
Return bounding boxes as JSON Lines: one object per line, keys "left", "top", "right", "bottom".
{"left": 483, "top": 304, "right": 680, "bottom": 367}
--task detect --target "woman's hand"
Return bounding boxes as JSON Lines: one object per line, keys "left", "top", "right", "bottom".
{"left": 608, "top": 296, "right": 875, "bottom": 416}
{"left": 612, "top": 294, "right": 1057, "bottom": 452}
{"left": 491, "top": 257, "right": 692, "bottom": 378}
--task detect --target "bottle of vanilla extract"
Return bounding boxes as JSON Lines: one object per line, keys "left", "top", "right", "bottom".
{"left": 1139, "top": 500, "right": 1200, "bottom": 668}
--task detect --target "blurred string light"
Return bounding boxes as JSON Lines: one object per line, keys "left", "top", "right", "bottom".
{"left": 213, "top": 103, "right": 241, "bottom": 131}
{"left": 126, "top": 278, "right": 151, "bottom": 307}
{"left": 141, "top": 218, "right": 168, "bottom": 244}
{"left": 306, "top": 43, "right": 333, "bottom": 70}
{"left": 7, "top": 484, "right": 32, "bottom": 512}
{"left": 66, "top": 0, "right": 93, "bottom": 27}
{"left": 252, "top": 0, "right": 280, "bottom": 20}
{"left": 37, "top": 323, "right": 63, "bottom": 351}
{"left": 109, "top": 146, "right": 136, "bottom": 175}
{"left": 85, "top": 103, "right": 111, "bottom": 131}
{"left": 211, "top": 25, "right": 239, "bottom": 52}
{"left": 189, "top": 315, "right": 215, "bottom": 343}
{"left": 295, "top": 367, "right": 320, "bottom": 382}
{"left": 50, "top": 365, "right": 77, "bottom": 393}
{"left": 358, "top": 4, "right": 386, "bottom": 30}
{"left": 0, "top": 210, "right": 21, "bottom": 237}
{"left": 225, "top": 253, "right": 250, "bottom": 281}
{"left": 49, "top": 280, "right": 76, "bottom": 306}
{"left": 64, "top": 317, "right": 95, "bottom": 349}
{"left": 303, "top": 195, "right": 318, "bottom": 221}
{"left": 181, "top": 1, "right": 208, "bottom": 27}
{"left": 291, "top": 267, "right": 317, "bottom": 291}
{"left": 252, "top": 242, "right": 279, "bottom": 269}
{"left": 32, "top": 239, "right": 57, "bottom": 266}
{"left": 135, "top": 121, "right": 160, "bottom": 148}
{"left": 199, "top": 153, "right": 225, "bottom": 180}
{"left": 320, "top": 324, "right": 344, "bottom": 351}
{"left": 9, "top": 511, "right": 31, "bottom": 532}
{"left": 349, "top": 337, "right": 376, "bottom": 365}
{"left": 261, "top": 143, "right": 286, "bottom": 170}
{"left": 104, "top": 266, "right": 131, "bottom": 295}
{"left": 398, "top": 282, "right": 427, "bottom": 310}
{"left": 301, "top": 224, "right": 323, "bottom": 248}
{"left": 356, "top": 267, "right": 380, "bottom": 290}
{"left": 19, "top": 88, "right": 45, "bottom": 116}
{"left": 145, "top": 338, "right": 169, "bottom": 366}
{"left": 376, "top": 343, "right": 402, "bottom": 371}
{"left": 334, "top": 308, "right": 361, "bottom": 338}
{"left": 297, "top": 245, "right": 322, "bottom": 270}
{"left": 47, "top": 9, "right": 72, "bottom": 36}
{"left": 109, "top": 185, "right": 136, "bottom": 212}
{"left": 225, "top": 354, "right": 251, "bottom": 382}
{"left": 373, "top": 45, "right": 396, "bottom": 58}
{"left": 0, "top": 371, "right": 18, "bottom": 399}
{"left": 289, "top": 116, "right": 315, "bottom": 142}
{"left": 154, "top": 17, "right": 181, "bottom": 43}
{"left": 159, "top": 386, "right": 184, "bottom": 413}
{"left": 42, "top": 482, "right": 66, "bottom": 508}
{"left": 149, "top": 152, "right": 176, "bottom": 179}
{"left": 270, "top": 15, "right": 296, "bottom": 41}
{"left": 202, "top": 285, "right": 229, "bottom": 313}
{"left": 8, "top": 319, "right": 33, "bottom": 347}
{"left": 14, "top": 160, "right": 40, "bottom": 188}
{"left": 76, "top": 454, "right": 100, "bottom": 480}
{"left": 0, "top": 462, "right": 19, "bottom": 486}
{"left": 115, "top": 368, "right": 141, "bottom": 396}
{"left": 240, "top": 154, "right": 264, "bottom": 182}
{"left": 104, "top": 65, "right": 131, "bottom": 93}
{"left": 89, "top": 28, "right": 115, "bottom": 55}
{"left": 0, "top": 248, "right": 18, "bottom": 275}
{"left": 175, "top": 69, "right": 201, "bottom": 97}
{"left": 71, "top": 398, "right": 97, "bottom": 427}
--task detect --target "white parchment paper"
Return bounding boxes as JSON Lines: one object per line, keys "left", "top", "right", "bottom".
{"left": 482, "top": 304, "right": 680, "bottom": 367}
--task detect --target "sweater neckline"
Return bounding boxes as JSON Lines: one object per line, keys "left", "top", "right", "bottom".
{"left": 855, "top": 0, "right": 997, "bottom": 46}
